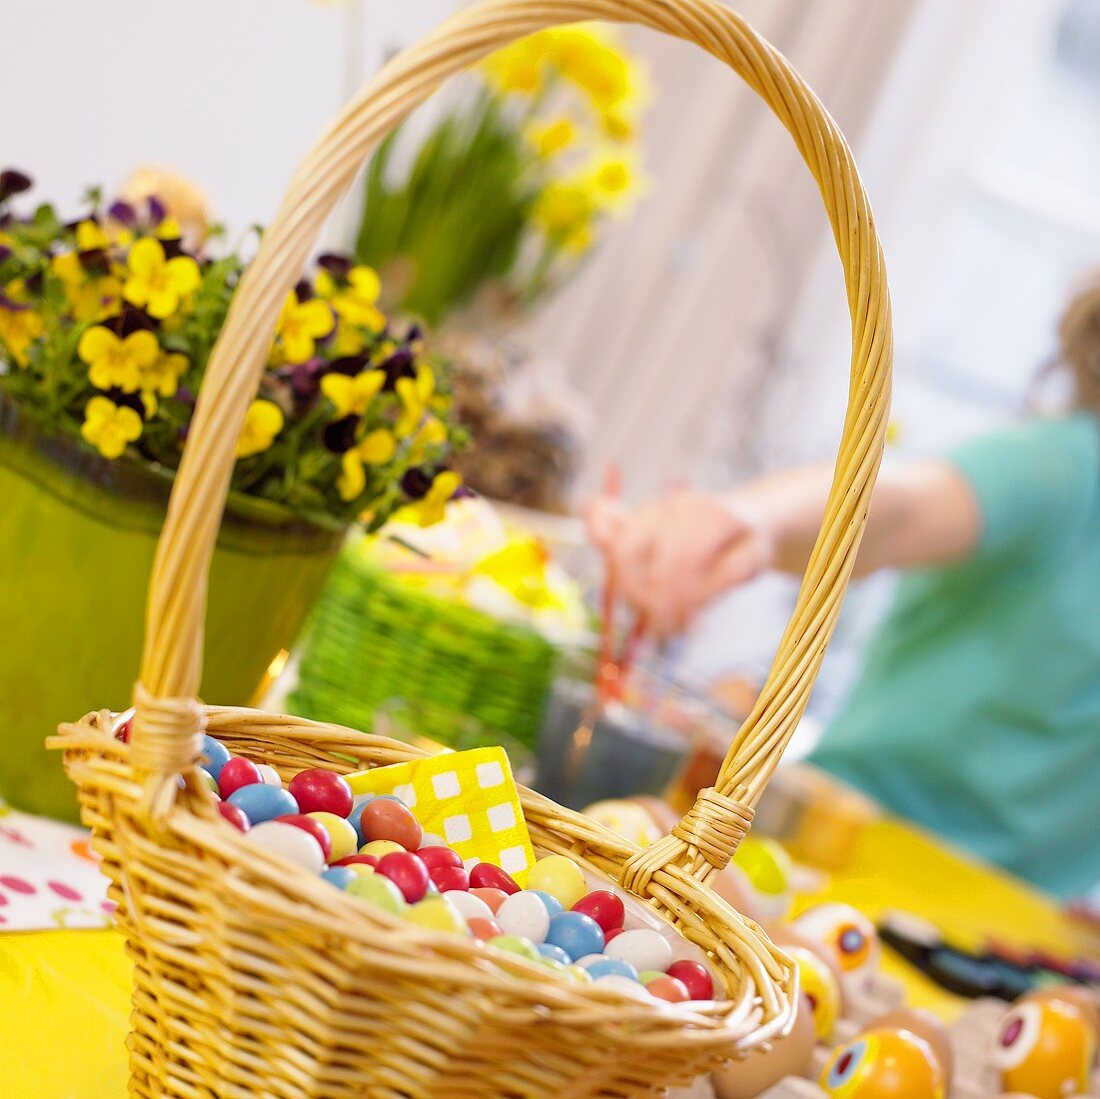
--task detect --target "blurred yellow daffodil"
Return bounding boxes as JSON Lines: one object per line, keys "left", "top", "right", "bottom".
{"left": 269, "top": 292, "right": 333, "bottom": 365}
{"left": 551, "top": 25, "right": 632, "bottom": 110}
{"left": 337, "top": 429, "right": 397, "bottom": 501}
{"left": 395, "top": 364, "right": 436, "bottom": 436}
{"left": 81, "top": 396, "right": 142, "bottom": 459}
{"left": 525, "top": 117, "right": 577, "bottom": 159}
{"left": 0, "top": 280, "right": 44, "bottom": 366}
{"left": 122, "top": 237, "right": 201, "bottom": 319}
{"left": 481, "top": 35, "right": 546, "bottom": 96}
{"left": 321, "top": 368, "right": 385, "bottom": 419}
{"left": 316, "top": 265, "right": 385, "bottom": 331}
{"left": 585, "top": 151, "right": 644, "bottom": 213}
{"left": 533, "top": 183, "right": 594, "bottom": 250}
{"left": 78, "top": 325, "right": 159, "bottom": 392}
{"left": 410, "top": 470, "right": 462, "bottom": 527}
{"left": 235, "top": 399, "right": 285, "bottom": 458}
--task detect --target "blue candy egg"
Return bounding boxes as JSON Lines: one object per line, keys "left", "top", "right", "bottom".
{"left": 228, "top": 783, "right": 298, "bottom": 824}
{"left": 585, "top": 957, "right": 639, "bottom": 982}
{"left": 201, "top": 735, "right": 232, "bottom": 780}
{"left": 537, "top": 943, "right": 571, "bottom": 965}
{"left": 347, "top": 800, "right": 374, "bottom": 845}
{"left": 529, "top": 890, "right": 564, "bottom": 917}
{"left": 545, "top": 911, "right": 604, "bottom": 962}
{"left": 321, "top": 866, "right": 357, "bottom": 889}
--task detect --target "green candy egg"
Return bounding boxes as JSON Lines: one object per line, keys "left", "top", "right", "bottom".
{"left": 488, "top": 934, "right": 540, "bottom": 962}
{"left": 346, "top": 872, "right": 407, "bottom": 915}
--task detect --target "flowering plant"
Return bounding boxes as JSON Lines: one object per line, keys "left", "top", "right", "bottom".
{"left": 0, "top": 170, "right": 464, "bottom": 530}
{"left": 355, "top": 22, "right": 648, "bottom": 325}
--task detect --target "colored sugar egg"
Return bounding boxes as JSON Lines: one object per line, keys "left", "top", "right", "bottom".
{"left": 444, "top": 890, "right": 493, "bottom": 922}
{"left": 469, "top": 863, "right": 519, "bottom": 895}
{"left": 376, "top": 851, "right": 430, "bottom": 903}
{"left": 360, "top": 840, "right": 404, "bottom": 858}
{"left": 321, "top": 866, "right": 357, "bottom": 889}
{"left": 593, "top": 974, "right": 650, "bottom": 1000}
{"left": 199, "top": 768, "right": 220, "bottom": 794}
{"left": 360, "top": 799, "right": 423, "bottom": 852}
{"left": 646, "top": 976, "right": 690, "bottom": 1003}
{"left": 566, "top": 965, "right": 594, "bottom": 984}
{"left": 821, "top": 1027, "right": 945, "bottom": 1099}
{"left": 666, "top": 960, "right": 714, "bottom": 1001}
{"left": 256, "top": 764, "right": 283, "bottom": 786}
{"left": 216, "top": 801, "right": 251, "bottom": 832}
{"left": 606, "top": 929, "right": 671, "bottom": 975}
{"left": 603, "top": 927, "right": 625, "bottom": 945}
{"left": 308, "top": 812, "right": 358, "bottom": 862}
{"left": 586, "top": 958, "right": 638, "bottom": 982}
{"left": 545, "top": 911, "right": 604, "bottom": 962}
{"left": 347, "top": 801, "right": 371, "bottom": 845}
{"left": 488, "top": 935, "right": 540, "bottom": 962}
{"left": 538, "top": 957, "right": 570, "bottom": 977}
{"left": 993, "top": 997, "right": 1095, "bottom": 1099}
{"left": 334, "top": 853, "right": 379, "bottom": 869}
{"left": 468, "top": 917, "right": 503, "bottom": 942}
{"left": 275, "top": 814, "right": 333, "bottom": 861}
{"left": 430, "top": 865, "right": 469, "bottom": 893}
{"left": 346, "top": 872, "right": 406, "bottom": 916}
{"left": 218, "top": 757, "right": 262, "bottom": 799}
{"left": 406, "top": 896, "right": 468, "bottom": 935}
{"left": 471, "top": 887, "right": 508, "bottom": 913}
{"left": 228, "top": 784, "right": 298, "bottom": 825}
{"left": 529, "top": 890, "right": 564, "bottom": 917}
{"left": 345, "top": 864, "right": 377, "bottom": 879}
{"left": 288, "top": 769, "right": 353, "bottom": 817}
{"left": 526, "top": 855, "right": 586, "bottom": 909}
{"left": 496, "top": 892, "right": 551, "bottom": 944}
{"left": 793, "top": 903, "right": 880, "bottom": 1000}
{"left": 573, "top": 954, "right": 606, "bottom": 970}
{"left": 572, "top": 890, "right": 625, "bottom": 934}
{"left": 789, "top": 945, "right": 841, "bottom": 1041}
{"left": 538, "top": 943, "right": 571, "bottom": 966}
{"left": 200, "top": 735, "right": 231, "bottom": 780}
{"left": 247, "top": 820, "right": 325, "bottom": 874}
{"left": 417, "top": 846, "right": 464, "bottom": 872}
{"left": 638, "top": 970, "right": 665, "bottom": 984}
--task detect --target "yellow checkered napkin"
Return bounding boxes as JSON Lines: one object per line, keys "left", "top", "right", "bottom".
{"left": 345, "top": 747, "right": 535, "bottom": 885}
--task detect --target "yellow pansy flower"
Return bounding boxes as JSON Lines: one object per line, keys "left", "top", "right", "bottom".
{"left": 0, "top": 280, "right": 44, "bottom": 366}
{"left": 155, "top": 217, "right": 182, "bottom": 241}
{"left": 320, "top": 368, "right": 385, "bottom": 419}
{"left": 81, "top": 396, "right": 143, "bottom": 459}
{"left": 75, "top": 220, "right": 110, "bottom": 251}
{"left": 481, "top": 35, "right": 546, "bottom": 96}
{"left": 331, "top": 320, "right": 367, "bottom": 357}
{"left": 269, "top": 292, "right": 333, "bottom": 365}
{"left": 123, "top": 237, "right": 201, "bottom": 319}
{"left": 51, "top": 251, "right": 121, "bottom": 322}
{"left": 525, "top": 117, "right": 577, "bottom": 159}
{"left": 78, "top": 325, "right": 159, "bottom": 392}
{"left": 315, "top": 266, "right": 385, "bottom": 331}
{"left": 409, "top": 416, "right": 447, "bottom": 464}
{"left": 236, "top": 399, "right": 285, "bottom": 458}
{"left": 141, "top": 349, "right": 189, "bottom": 398}
{"left": 395, "top": 364, "right": 436, "bottom": 437}
{"left": 337, "top": 429, "right": 397, "bottom": 501}
{"left": 411, "top": 471, "right": 462, "bottom": 528}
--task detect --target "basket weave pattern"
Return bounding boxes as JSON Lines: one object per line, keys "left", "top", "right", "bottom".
{"left": 51, "top": 1, "right": 891, "bottom": 1095}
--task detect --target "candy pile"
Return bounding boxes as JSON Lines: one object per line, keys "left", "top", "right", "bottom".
{"left": 149, "top": 727, "right": 723, "bottom": 1006}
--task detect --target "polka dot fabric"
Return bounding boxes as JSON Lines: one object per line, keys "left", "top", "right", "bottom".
{"left": 346, "top": 747, "right": 536, "bottom": 884}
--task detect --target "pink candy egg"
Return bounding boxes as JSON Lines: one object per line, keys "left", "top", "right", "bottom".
{"left": 288, "top": 768, "right": 353, "bottom": 817}
{"left": 572, "top": 890, "right": 625, "bottom": 935}
{"left": 468, "top": 917, "right": 503, "bottom": 942}
{"left": 217, "top": 801, "right": 251, "bottom": 832}
{"left": 471, "top": 887, "right": 508, "bottom": 914}
{"left": 469, "top": 863, "right": 519, "bottom": 895}
{"left": 218, "top": 757, "right": 262, "bottom": 799}
{"left": 376, "top": 851, "right": 430, "bottom": 903}
{"left": 646, "top": 976, "right": 690, "bottom": 1003}
{"left": 666, "top": 960, "right": 714, "bottom": 1001}
{"left": 360, "top": 800, "right": 423, "bottom": 852}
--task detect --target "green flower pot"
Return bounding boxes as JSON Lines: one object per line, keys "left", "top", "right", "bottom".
{"left": 0, "top": 396, "right": 345, "bottom": 821}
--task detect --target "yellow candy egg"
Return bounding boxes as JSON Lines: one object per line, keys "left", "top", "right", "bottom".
{"left": 308, "top": 812, "right": 358, "bottom": 862}
{"left": 992, "top": 997, "right": 1096, "bottom": 1099}
{"left": 788, "top": 946, "right": 840, "bottom": 1041}
{"left": 820, "top": 1028, "right": 945, "bottom": 1099}
{"left": 405, "top": 896, "right": 469, "bottom": 935}
{"left": 360, "top": 839, "right": 404, "bottom": 859}
{"left": 346, "top": 863, "right": 376, "bottom": 879}
{"left": 525, "top": 855, "right": 586, "bottom": 910}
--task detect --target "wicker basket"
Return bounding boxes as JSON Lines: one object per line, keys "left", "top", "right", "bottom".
{"left": 50, "top": 1, "right": 892, "bottom": 1095}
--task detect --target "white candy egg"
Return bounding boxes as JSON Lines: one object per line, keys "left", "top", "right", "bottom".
{"left": 606, "top": 929, "right": 672, "bottom": 975}
{"left": 247, "top": 820, "right": 325, "bottom": 873}
{"left": 443, "top": 890, "right": 493, "bottom": 922}
{"left": 495, "top": 891, "right": 550, "bottom": 944}
{"left": 574, "top": 954, "right": 608, "bottom": 970}
{"left": 257, "top": 764, "right": 283, "bottom": 787}
{"left": 592, "top": 974, "right": 652, "bottom": 1001}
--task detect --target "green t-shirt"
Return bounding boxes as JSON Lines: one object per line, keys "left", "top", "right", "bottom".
{"left": 811, "top": 414, "right": 1100, "bottom": 898}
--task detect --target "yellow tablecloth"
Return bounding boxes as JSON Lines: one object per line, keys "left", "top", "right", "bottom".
{"left": 4, "top": 818, "right": 1096, "bottom": 1097}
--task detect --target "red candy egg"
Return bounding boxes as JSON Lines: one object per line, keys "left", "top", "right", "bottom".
{"left": 666, "top": 960, "right": 714, "bottom": 1001}
{"left": 469, "top": 863, "right": 519, "bottom": 895}
{"left": 335, "top": 853, "right": 379, "bottom": 868}
{"left": 217, "top": 801, "right": 251, "bottom": 832}
{"left": 417, "top": 846, "right": 463, "bottom": 871}
{"left": 468, "top": 917, "right": 503, "bottom": 942}
{"left": 360, "top": 799, "right": 423, "bottom": 852}
{"left": 471, "top": 887, "right": 508, "bottom": 914}
{"left": 646, "top": 976, "right": 690, "bottom": 1003}
{"left": 114, "top": 718, "right": 131, "bottom": 743}
{"left": 276, "top": 815, "right": 333, "bottom": 861}
{"left": 288, "top": 769, "right": 353, "bottom": 818}
{"left": 430, "top": 865, "right": 470, "bottom": 892}
{"left": 572, "top": 890, "right": 625, "bottom": 934}
{"left": 218, "top": 757, "right": 263, "bottom": 799}
{"left": 377, "top": 851, "right": 430, "bottom": 903}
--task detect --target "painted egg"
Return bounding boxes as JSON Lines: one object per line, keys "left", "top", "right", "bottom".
{"left": 256, "top": 764, "right": 283, "bottom": 787}
{"left": 665, "top": 960, "right": 714, "bottom": 1001}
{"left": 820, "top": 1028, "right": 945, "bottom": 1099}
{"left": 525, "top": 855, "right": 587, "bottom": 910}
{"left": 537, "top": 943, "right": 572, "bottom": 966}
{"left": 792, "top": 903, "right": 880, "bottom": 999}
{"left": 529, "top": 890, "right": 565, "bottom": 917}
{"left": 359, "top": 799, "right": 423, "bottom": 852}
{"left": 545, "top": 911, "right": 605, "bottom": 962}
{"left": 469, "top": 863, "right": 520, "bottom": 895}
{"left": 572, "top": 890, "right": 625, "bottom": 934}
{"left": 768, "top": 923, "right": 848, "bottom": 1005}
{"left": 227, "top": 783, "right": 298, "bottom": 824}
{"left": 585, "top": 958, "right": 639, "bottom": 982}
{"left": 416, "top": 846, "right": 463, "bottom": 872}
{"left": 606, "top": 929, "right": 672, "bottom": 975}
{"left": 646, "top": 976, "right": 690, "bottom": 1003}
{"left": 1022, "top": 986, "right": 1100, "bottom": 1042}
{"left": 321, "top": 866, "right": 357, "bottom": 889}
{"left": 405, "top": 896, "right": 468, "bottom": 935}
{"left": 218, "top": 757, "right": 262, "bottom": 799}
{"left": 788, "top": 945, "right": 841, "bottom": 1041}
{"left": 376, "top": 852, "right": 430, "bottom": 903}
{"left": 288, "top": 769, "right": 353, "bottom": 817}
{"left": 216, "top": 801, "right": 251, "bottom": 832}
{"left": 732, "top": 836, "right": 793, "bottom": 921}
{"left": 430, "top": 865, "right": 469, "bottom": 893}
{"left": 496, "top": 892, "right": 551, "bottom": 944}
{"left": 470, "top": 887, "right": 509, "bottom": 913}
{"left": 200, "top": 735, "right": 231, "bottom": 780}
{"left": 583, "top": 799, "right": 664, "bottom": 848}
{"left": 467, "top": 917, "right": 503, "bottom": 942}
{"left": 246, "top": 820, "right": 326, "bottom": 874}
{"left": 346, "top": 872, "right": 407, "bottom": 916}
{"left": 992, "top": 997, "right": 1095, "bottom": 1099}
{"left": 872, "top": 1009, "right": 953, "bottom": 1079}
{"left": 713, "top": 997, "right": 816, "bottom": 1098}
{"left": 274, "top": 814, "right": 333, "bottom": 861}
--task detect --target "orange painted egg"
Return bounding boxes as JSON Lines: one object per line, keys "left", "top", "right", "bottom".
{"left": 820, "top": 1027, "right": 945, "bottom": 1099}
{"left": 992, "top": 997, "right": 1096, "bottom": 1099}
{"left": 792, "top": 903, "right": 880, "bottom": 1000}
{"left": 872, "top": 1009, "right": 953, "bottom": 1080}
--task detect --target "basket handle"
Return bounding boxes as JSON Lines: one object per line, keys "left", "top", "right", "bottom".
{"left": 130, "top": 0, "right": 892, "bottom": 847}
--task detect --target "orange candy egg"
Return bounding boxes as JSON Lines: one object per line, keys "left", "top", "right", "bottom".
{"left": 820, "top": 1027, "right": 945, "bottom": 1099}
{"left": 992, "top": 996, "right": 1096, "bottom": 1099}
